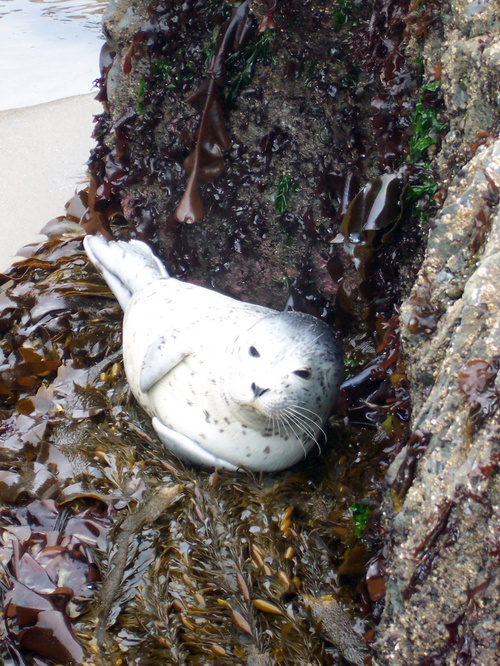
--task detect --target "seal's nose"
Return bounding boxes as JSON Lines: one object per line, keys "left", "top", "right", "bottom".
{"left": 251, "top": 382, "right": 269, "bottom": 398}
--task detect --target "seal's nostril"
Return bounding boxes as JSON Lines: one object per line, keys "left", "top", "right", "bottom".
{"left": 252, "top": 383, "right": 269, "bottom": 398}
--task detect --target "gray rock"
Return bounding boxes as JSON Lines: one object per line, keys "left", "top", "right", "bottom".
{"left": 449, "top": 0, "right": 500, "bottom": 37}
{"left": 371, "top": 11, "right": 500, "bottom": 661}
{"left": 374, "top": 139, "right": 500, "bottom": 665}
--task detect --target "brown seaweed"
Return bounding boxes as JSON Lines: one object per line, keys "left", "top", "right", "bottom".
{"left": 340, "top": 174, "right": 404, "bottom": 294}
{"left": 95, "top": 484, "right": 182, "bottom": 645}
{"left": 175, "top": 1, "right": 253, "bottom": 223}
{"left": 1, "top": 499, "right": 109, "bottom": 664}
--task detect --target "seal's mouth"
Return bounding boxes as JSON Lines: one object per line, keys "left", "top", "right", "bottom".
{"left": 236, "top": 400, "right": 269, "bottom": 425}
{"left": 224, "top": 390, "right": 325, "bottom": 451}
{"left": 236, "top": 396, "right": 293, "bottom": 432}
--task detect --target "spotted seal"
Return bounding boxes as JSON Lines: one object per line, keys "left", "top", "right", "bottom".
{"left": 84, "top": 236, "right": 343, "bottom": 471}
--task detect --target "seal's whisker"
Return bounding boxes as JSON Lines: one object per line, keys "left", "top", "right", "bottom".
{"left": 284, "top": 409, "right": 317, "bottom": 440}
{"left": 282, "top": 408, "right": 319, "bottom": 453}
{"left": 272, "top": 414, "right": 283, "bottom": 439}
{"left": 296, "top": 332, "right": 323, "bottom": 352}
{"left": 290, "top": 407, "right": 322, "bottom": 429}
{"left": 288, "top": 404, "right": 322, "bottom": 430}
{"left": 267, "top": 412, "right": 283, "bottom": 440}
{"left": 271, "top": 414, "right": 287, "bottom": 437}
{"left": 281, "top": 413, "right": 309, "bottom": 457}
{"left": 294, "top": 401, "right": 325, "bottom": 419}
{"left": 284, "top": 407, "right": 324, "bottom": 455}
{"left": 290, "top": 406, "right": 326, "bottom": 442}
{"left": 279, "top": 410, "right": 303, "bottom": 439}
{"left": 292, "top": 405, "right": 328, "bottom": 449}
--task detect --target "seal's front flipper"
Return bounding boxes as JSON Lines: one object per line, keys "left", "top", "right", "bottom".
{"left": 140, "top": 338, "right": 192, "bottom": 392}
{"left": 152, "top": 418, "right": 238, "bottom": 471}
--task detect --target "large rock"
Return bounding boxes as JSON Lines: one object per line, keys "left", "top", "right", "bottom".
{"left": 371, "top": 1, "right": 500, "bottom": 663}
{"left": 86, "top": 0, "right": 418, "bottom": 318}
{"left": 375, "top": 108, "right": 500, "bottom": 666}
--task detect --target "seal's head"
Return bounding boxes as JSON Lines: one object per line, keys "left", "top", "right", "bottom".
{"left": 224, "top": 312, "right": 343, "bottom": 451}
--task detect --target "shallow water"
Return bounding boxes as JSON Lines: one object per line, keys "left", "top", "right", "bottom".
{"left": 0, "top": 0, "right": 106, "bottom": 110}
{"left": 0, "top": 0, "right": 106, "bottom": 270}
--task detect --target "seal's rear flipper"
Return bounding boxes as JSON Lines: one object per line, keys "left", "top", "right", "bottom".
{"left": 84, "top": 235, "right": 169, "bottom": 310}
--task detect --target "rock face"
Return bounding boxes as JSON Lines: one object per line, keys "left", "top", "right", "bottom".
{"left": 87, "top": 0, "right": 422, "bottom": 320}
{"left": 373, "top": 0, "right": 500, "bottom": 659}
{"left": 435, "top": 0, "right": 500, "bottom": 180}
{"left": 376, "top": 140, "right": 500, "bottom": 664}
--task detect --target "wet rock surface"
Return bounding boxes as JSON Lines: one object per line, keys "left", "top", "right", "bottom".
{"left": 371, "top": 0, "right": 500, "bottom": 662}
{"left": 1, "top": 0, "right": 500, "bottom": 664}
{"left": 375, "top": 2, "right": 500, "bottom": 664}
{"left": 376, "top": 139, "right": 500, "bottom": 665}
{"left": 87, "top": 0, "right": 426, "bottom": 317}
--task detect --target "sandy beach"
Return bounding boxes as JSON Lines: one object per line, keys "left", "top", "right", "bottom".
{"left": 0, "top": 93, "right": 101, "bottom": 272}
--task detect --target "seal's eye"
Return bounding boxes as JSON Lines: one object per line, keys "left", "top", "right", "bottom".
{"left": 293, "top": 369, "right": 312, "bottom": 380}
{"left": 249, "top": 346, "right": 260, "bottom": 357}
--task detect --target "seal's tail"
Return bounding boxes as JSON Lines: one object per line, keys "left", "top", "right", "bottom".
{"left": 84, "top": 235, "right": 169, "bottom": 310}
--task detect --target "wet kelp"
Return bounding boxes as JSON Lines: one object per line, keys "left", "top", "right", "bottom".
{"left": 0, "top": 214, "right": 413, "bottom": 664}
{"left": 0, "top": 499, "right": 108, "bottom": 664}
{"left": 0, "top": 233, "right": 400, "bottom": 663}
{"left": 0, "top": 0, "right": 450, "bottom": 663}
{"left": 175, "top": 1, "right": 253, "bottom": 223}
{"left": 0, "top": 228, "right": 410, "bottom": 661}
{"left": 0, "top": 232, "right": 389, "bottom": 663}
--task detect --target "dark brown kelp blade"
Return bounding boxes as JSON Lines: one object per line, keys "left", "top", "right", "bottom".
{"left": 6, "top": 580, "right": 84, "bottom": 664}
{"left": 338, "top": 173, "right": 405, "bottom": 313}
{"left": 341, "top": 174, "right": 404, "bottom": 270}
{"left": 1, "top": 496, "right": 110, "bottom": 665}
{"left": 175, "top": 1, "right": 252, "bottom": 223}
